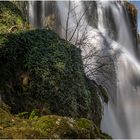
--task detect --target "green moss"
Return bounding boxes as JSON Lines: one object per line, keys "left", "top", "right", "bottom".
{"left": 76, "top": 118, "right": 93, "bottom": 129}
{"left": 0, "top": 103, "right": 111, "bottom": 139}
{"left": 0, "top": 108, "right": 13, "bottom": 128}
{"left": 0, "top": 127, "right": 43, "bottom": 139}
{"left": 24, "top": 115, "right": 111, "bottom": 139}
{"left": 0, "top": 1, "right": 25, "bottom": 33}
{"left": 33, "top": 116, "right": 59, "bottom": 137}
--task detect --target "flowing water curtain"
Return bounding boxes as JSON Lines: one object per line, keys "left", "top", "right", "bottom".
{"left": 97, "top": 1, "right": 140, "bottom": 139}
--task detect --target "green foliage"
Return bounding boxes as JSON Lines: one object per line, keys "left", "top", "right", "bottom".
{"left": 0, "top": 1, "right": 25, "bottom": 33}
{"left": 17, "top": 112, "right": 29, "bottom": 119}
{"left": 29, "top": 109, "right": 39, "bottom": 120}
{"left": 0, "top": 29, "right": 103, "bottom": 126}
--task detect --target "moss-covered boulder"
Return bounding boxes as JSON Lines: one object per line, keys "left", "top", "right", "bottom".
{"left": 0, "top": 106, "right": 111, "bottom": 139}
{"left": 0, "top": 1, "right": 27, "bottom": 33}
{"left": 0, "top": 29, "right": 104, "bottom": 126}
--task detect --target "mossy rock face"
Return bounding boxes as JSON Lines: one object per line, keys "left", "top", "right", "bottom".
{"left": 0, "top": 1, "right": 26, "bottom": 33}
{"left": 0, "top": 29, "right": 102, "bottom": 126}
{"left": 32, "top": 116, "right": 111, "bottom": 139}
{"left": 0, "top": 109, "right": 111, "bottom": 139}
{"left": 0, "top": 108, "right": 13, "bottom": 128}
{"left": 0, "top": 124, "right": 43, "bottom": 139}
{"left": 124, "top": 2, "right": 137, "bottom": 46}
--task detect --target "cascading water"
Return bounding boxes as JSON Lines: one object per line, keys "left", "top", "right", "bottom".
{"left": 28, "top": 1, "right": 34, "bottom": 25}
{"left": 98, "top": 1, "right": 140, "bottom": 138}
{"left": 28, "top": 1, "right": 140, "bottom": 138}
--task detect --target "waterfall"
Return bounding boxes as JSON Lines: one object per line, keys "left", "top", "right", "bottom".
{"left": 97, "top": 2, "right": 140, "bottom": 138}
{"left": 28, "top": 1, "right": 140, "bottom": 138}
{"left": 28, "top": 1, "right": 35, "bottom": 26}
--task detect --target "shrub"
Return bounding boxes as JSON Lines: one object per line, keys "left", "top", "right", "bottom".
{"left": 0, "top": 1, "right": 25, "bottom": 33}
{"left": 0, "top": 29, "right": 102, "bottom": 125}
